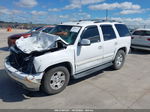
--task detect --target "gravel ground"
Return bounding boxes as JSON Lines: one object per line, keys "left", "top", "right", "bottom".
{"left": 0, "top": 29, "right": 150, "bottom": 109}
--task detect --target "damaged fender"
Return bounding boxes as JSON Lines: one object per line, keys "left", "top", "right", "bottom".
{"left": 33, "top": 46, "right": 75, "bottom": 74}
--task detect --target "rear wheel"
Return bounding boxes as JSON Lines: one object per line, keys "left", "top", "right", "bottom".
{"left": 112, "top": 50, "right": 125, "bottom": 70}
{"left": 41, "top": 66, "right": 70, "bottom": 95}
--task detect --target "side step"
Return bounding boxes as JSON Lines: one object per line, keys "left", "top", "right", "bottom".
{"left": 73, "top": 62, "right": 113, "bottom": 79}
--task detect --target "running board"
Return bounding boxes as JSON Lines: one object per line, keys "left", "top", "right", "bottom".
{"left": 73, "top": 62, "right": 113, "bottom": 79}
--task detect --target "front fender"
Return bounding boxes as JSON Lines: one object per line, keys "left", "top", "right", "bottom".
{"left": 33, "top": 47, "right": 75, "bottom": 74}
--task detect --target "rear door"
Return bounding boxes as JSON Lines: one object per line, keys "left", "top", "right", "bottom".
{"left": 100, "top": 25, "right": 117, "bottom": 63}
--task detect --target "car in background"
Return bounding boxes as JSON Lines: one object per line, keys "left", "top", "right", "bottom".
{"left": 131, "top": 29, "right": 150, "bottom": 51}
{"left": 31, "top": 26, "right": 55, "bottom": 36}
{"left": 7, "top": 25, "right": 55, "bottom": 47}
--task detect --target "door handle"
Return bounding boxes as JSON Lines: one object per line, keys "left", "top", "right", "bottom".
{"left": 98, "top": 46, "right": 102, "bottom": 49}
{"left": 115, "top": 42, "right": 118, "bottom": 45}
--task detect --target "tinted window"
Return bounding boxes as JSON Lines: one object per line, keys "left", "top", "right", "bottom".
{"left": 115, "top": 24, "right": 130, "bottom": 37}
{"left": 132, "top": 31, "right": 143, "bottom": 35}
{"left": 42, "top": 27, "right": 53, "bottom": 33}
{"left": 35, "top": 27, "right": 42, "bottom": 31}
{"left": 101, "top": 25, "right": 116, "bottom": 41}
{"left": 142, "top": 31, "right": 150, "bottom": 36}
{"left": 81, "top": 26, "right": 100, "bottom": 43}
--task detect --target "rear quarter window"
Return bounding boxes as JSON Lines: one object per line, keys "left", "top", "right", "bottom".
{"left": 115, "top": 24, "right": 130, "bottom": 37}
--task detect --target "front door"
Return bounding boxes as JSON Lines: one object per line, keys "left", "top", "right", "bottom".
{"left": 75, "top": 26, "right": 103, "bottom": 73}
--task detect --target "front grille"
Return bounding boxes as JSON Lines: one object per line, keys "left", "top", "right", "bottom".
{"left": 8, "top": 46, "right": 36, "bottom": 74}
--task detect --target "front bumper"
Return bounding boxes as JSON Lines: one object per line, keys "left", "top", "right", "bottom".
{"left": 4, "top": 59, "right": 44, "bottom": 91}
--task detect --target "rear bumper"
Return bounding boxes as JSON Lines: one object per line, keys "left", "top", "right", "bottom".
{"left": 4, "top": 59, "right": 44, "bottom": 91}
{"left": 131, "top": 44, "right": 150, "bottom": 51}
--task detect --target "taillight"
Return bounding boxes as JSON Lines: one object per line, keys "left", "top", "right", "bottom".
{"left": 147, "top": 38, "right": 150, "bottom": 41}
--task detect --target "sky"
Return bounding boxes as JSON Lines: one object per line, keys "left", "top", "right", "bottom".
{"left": 0, "top": 0, "right": 150, "bottom": 26}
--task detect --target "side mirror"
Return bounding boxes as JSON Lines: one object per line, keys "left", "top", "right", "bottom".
{"left": 79, "top": 39, "right": 91, "bottom": 46}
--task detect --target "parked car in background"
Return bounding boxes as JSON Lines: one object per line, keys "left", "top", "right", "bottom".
{"left": 31, "top": 25, "right": 55, "bottom": 36}
{"left": 7, "top": 25, "right": 55, "bottom": 47}
{"left": 131, "top": 29, "right": 150, "bottom": 50}
{"left": 5, "top": 20, "right": 131, "bottom": 95}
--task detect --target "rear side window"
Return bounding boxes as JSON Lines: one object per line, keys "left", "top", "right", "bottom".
{"left": 115, "top": 24, "right": 130, "bottom": 37}
{"left": 142, "top": 31, "right": 150, "bottom": 36}
{"left": 132, "top": 31, "right": 143, "bottom": 35}
{"left": 81, "top": 26, "right": 100, "bottom": 43}
{"left": 101, "top": 25, "right": 116, "bottom": 41}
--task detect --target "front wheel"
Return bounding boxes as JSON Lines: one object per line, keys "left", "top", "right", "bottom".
{"left": 112, "top": 50, "right": 126, "bottom": 70}
{"left": 41, "top": 66, "right": 70, "bottom": 95}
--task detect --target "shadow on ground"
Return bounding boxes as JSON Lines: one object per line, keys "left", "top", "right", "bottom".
{"left": 0, "top": 47, "right": 9, "bottom": 52}
{"left": 0, "top": 69, "right": 31, "bottom": 102}
{"left": 0, "top": 68, "right": 107, "bottom": 102}
{"left": 130, "top": 49, "right": 150, "bottom": 55}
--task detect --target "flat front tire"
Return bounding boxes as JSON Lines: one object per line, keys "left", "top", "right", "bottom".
{"left": 41, "top": 66, "right": 70, "bottom": 95}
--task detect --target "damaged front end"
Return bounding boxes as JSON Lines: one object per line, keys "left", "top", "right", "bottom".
{"left": 5, "top": 33, "right": 68, "bottom": 91}
{"left": 8, "top": 46, "right": 36, "bottom": 74}
{"left": 5, "top": 45, "right": 44, "bottom": 91}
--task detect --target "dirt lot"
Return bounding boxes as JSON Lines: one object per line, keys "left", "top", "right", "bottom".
{"left": 0, "top": 29, "right": 150, "bottom": 109}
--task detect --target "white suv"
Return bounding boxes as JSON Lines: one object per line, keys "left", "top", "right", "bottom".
{"left": 131, "top": 29, "right": 150, "bottom": 50}
{"left": 5, "top": 20, "right": 131, "bottom": 94}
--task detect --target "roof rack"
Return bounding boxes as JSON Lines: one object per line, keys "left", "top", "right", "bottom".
{"left": 94, "top": 19, "right": 121, "bottom": 23}
{"left": 78, "top": 19, "right": 98, "bottom": 22}
{"left": 77, "top": 19, "right": 121, "bottom": 23}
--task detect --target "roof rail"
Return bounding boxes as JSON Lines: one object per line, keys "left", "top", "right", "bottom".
{"left": 77, "top": 19, "right": 121, "bottom": 23}
{"left": 78, "top": 19, "right": 97, "bottom": 22}
{"left": 94, "top": 19, "right": 121, "bottom": 23}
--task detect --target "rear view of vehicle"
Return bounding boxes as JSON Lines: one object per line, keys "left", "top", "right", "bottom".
{"left": 131, "top": 29, "right": 150, "bottom": 50}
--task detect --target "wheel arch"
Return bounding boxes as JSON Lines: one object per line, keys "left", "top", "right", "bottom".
{"left": 117, "top": 47, "right": 127, "bottom": 54}
{"left": 113, "top": 47, "right": 127, "bottom": 60}
{"left": 44, "top": 62, "right": 73, "bottom": 76}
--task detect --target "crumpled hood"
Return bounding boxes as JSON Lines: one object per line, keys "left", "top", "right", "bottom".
{"left": 16, "top": 32, "right": 68, "bottom": 54}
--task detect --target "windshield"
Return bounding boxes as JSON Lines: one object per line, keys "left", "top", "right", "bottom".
{"left": 27, "top": 26, "right": 43, "bottom": 33}
{"left": 49, "top": 25, "right": 81, "bottom": 44}
{"left": 42, "top": 27, "right": 54, "bottom": 33}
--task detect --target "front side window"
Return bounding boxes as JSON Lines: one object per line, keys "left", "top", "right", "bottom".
{"left": 115, "top": 24, "right": 130, "bottom": 37}
{"left": 101, "top": 25, "right": 116, "bottom": 41}
{"left": 81, "top": 26, "right": 100, "bottom": 43}
{"left": 50, "top": 25, "right": 81, "bottom": 44}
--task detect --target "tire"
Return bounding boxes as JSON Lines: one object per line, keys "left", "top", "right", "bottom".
{"left": 112, "top": 50, "right": 126, "bottom": 70}
{"left": 41, "top": 66, "right": 70, "bottom": 95}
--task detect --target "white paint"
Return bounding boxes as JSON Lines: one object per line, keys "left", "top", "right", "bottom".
{"left": 16, "top": 32, "right": 68, "bottom": 54}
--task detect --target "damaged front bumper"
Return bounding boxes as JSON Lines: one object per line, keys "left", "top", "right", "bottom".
{"left": 4, "top": 59, "right": 44, "bottom": 91}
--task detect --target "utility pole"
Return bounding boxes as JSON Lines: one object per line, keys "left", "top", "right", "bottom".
{"left": 106, "top": 9, "right": 108, "bottom": 20}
